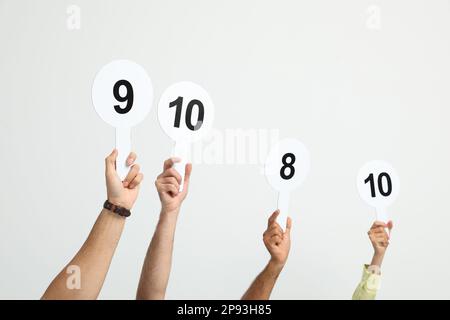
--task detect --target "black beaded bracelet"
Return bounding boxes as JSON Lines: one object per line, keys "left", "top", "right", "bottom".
{"left": 103, "top": 200, "right": 131, "bottom": 218}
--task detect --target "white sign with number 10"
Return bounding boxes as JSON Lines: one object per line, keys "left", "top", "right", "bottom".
{"left": 158, "top": 81, "right": 214, "bottom": 191}
{"left": 357, "top": 160, "right": 400, "bottom": 223}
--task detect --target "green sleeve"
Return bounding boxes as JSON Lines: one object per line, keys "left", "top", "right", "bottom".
{"left": 352, "top": 265, "right": 381, "bottom": 300}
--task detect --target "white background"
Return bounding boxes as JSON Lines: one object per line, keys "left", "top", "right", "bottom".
{"left": 1, "top": 0, "right": 449, "bottom": 299}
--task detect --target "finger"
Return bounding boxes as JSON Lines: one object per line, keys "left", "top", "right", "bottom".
{"left": 158, "top": 177, "right": 180, "bottom": 190}
{"left": 385, "top": 220, "right": 394, "bottom": 239}
{"left": 163, "top": 157, "right": 181, "bottom": 171}
{"left": 268, "top": 223, "right": 283, "bottom": 235}
{"left": 268, "top": 231, "right": 283, "bottom": 240}
{"left": 371, "top": 227, "right": 385, "bottom": 234}
{"left": 123, "top": 164, "right": 140, "bottom": 187}
{"left": 162, "top": 168, "right": 182, "bottom": 185}
{"left": 268, "top": 210, "right": 280, "bottom": 228}
{"left": 264, "top": 228, "right": 282, "bottom": 239}
{"left": 370, "top": 226, "right": 390, "bottom": 241}
{"left": 105, "top": 149, "right": 118, "bottom": 176}
{"left": 129, "top": 172, "right": 144, "bottom": 189}
{"left": 369, "top": 232, "right": 379, "bottom": 241}
{"left": 368, "top": 230, "right": 384, "bottom": 238}
{"left": 285, "top": 217, "right": 292, "bottom": 235}
{"left": 266, "top": 225, "right": 283, "bottom": 236}
{"left": 159, "top": 183, "right": 178, "bottom": 195}
{"left": 161, "top": 184, "right": 179, "bottom": 196}
{"left": 373, "top": 236, "right": 389, "bottom": 248}
{"left": 181, "top": 163, "right": 192, "bottom": 194}
{"left": 126, "top": 152, "right": 137, "bottom": 166}
{"left": 371, "top": 221, "right": 387, "bottom": 229}
{"left": 387, "top": 220, "right": 393, "bottom": 232}
{"left": 376, "top": 231, "right": 389, "bottom": 239}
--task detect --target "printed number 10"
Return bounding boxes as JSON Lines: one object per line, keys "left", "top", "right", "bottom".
{"left": 364, "top": 172, "right": 392, "bottom": 198}
{"left": 169, "top": 96, "right": 205, "bottom": 131}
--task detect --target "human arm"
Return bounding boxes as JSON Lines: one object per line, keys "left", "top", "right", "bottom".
{"left": 352, "top": 220, "right": 393, "bottom": 300}
{"left": 42, "top": 150, "right": 143, "bottom": 299}
{"left": 136, "top": 158, "right": 192, "bottom": 300}
{"left": 242, "top": 210, "right": 291, "bottom": 300}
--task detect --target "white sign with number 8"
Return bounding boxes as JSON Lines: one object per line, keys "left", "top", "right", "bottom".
{"left": 265, "top": 138, "right": 311, "bottom": 229}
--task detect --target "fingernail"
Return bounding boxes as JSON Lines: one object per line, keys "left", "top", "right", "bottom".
{"left": 171, "top": 157, "right": 181, "bottom": 163}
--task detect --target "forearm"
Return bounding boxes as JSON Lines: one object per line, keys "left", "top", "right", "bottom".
{"left": 242, "top": 260, "right": 284, "bottom": 300}
{"left": 136, "top": 209, "right": 179, "bottom": 300}
{"left": 42, "top": 209, "right": 126, "bottom": 300}
{"left": 370, "top": 252, "right": 385, "bottom": 267}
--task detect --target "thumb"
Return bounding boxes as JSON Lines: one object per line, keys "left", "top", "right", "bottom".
{"left": 387, "top": 220, "right": 393, "bottom": 237}
{"left": 182, "top": 163, "right": 192, "bottom": 194}
{"left": 285, "top": 217, "right": 292, "bottom": 236}
{"left": 387, "top": 220, "right": 393, "bottom": 230}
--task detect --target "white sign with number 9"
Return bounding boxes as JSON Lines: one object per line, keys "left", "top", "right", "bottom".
{"left": 92, "top": 60, "right": 153, "bottom": 180}
{"left": 92, "top": 60, "right": 153, "bottom": 128}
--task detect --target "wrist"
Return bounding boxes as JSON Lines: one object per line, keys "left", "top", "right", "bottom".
{"left": 371, "top": 252, "right": 385, "bottom": 267}
{"left": 159, "top": 208, "right": 180, "bottom": 221}
{"left": 103, "top": 200, "right": 131, "bottom": 218}
{"left": 268, "top": 259, "right": 285, "bottom": 273}
{"left": 108, "top": 197, "right": 132, "bottom": 210}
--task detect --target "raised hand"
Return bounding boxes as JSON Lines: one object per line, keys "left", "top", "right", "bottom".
{"left": 263, "top": 210, "right": 292, "bottom": 268}
{"left": 105, "top": 149, "right": 143, "bottom": 210}
{"left": 155, "top": 158, "right": 192, "bottom": 214}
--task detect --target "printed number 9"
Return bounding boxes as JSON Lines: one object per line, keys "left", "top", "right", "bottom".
{"left": 113, "top": 79, "right": 134, "bottom": 114}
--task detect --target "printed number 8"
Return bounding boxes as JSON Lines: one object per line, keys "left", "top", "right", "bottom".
{"left": 280, "top": 153, "right": 296, "bottom": 180}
